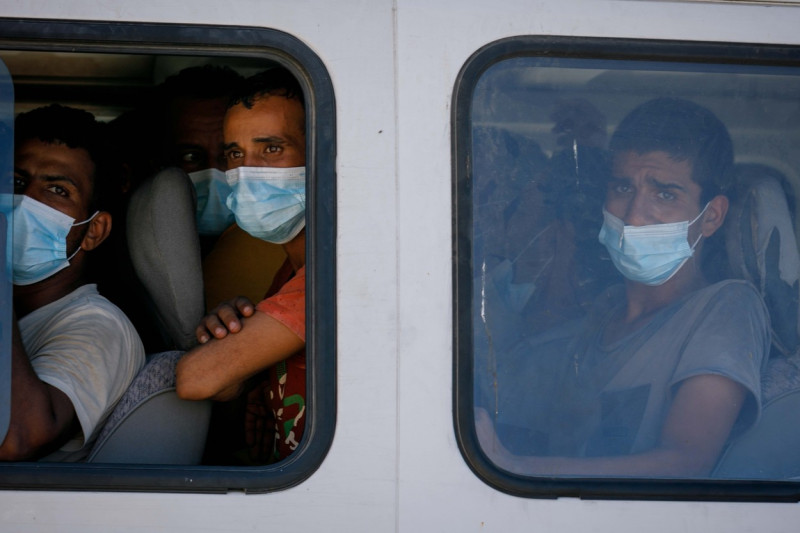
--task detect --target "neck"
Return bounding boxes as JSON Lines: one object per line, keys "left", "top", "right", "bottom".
{"left": 622, "top": 255, "right": 707, "bottom": 323}
{"left": 282, "top": 228, "right": 306, "bottom": 273}
{"left": 13, "top": 266, "right": 87, "bottom": 318}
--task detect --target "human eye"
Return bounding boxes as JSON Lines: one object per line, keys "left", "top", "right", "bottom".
{"left": 46, "top": 183, "right": 69, "bottom": 197}
{"left": 180, "top": 149, "right": 206, "bottom": 167}
{"left": 656, "top": 189, "right": 676, "bottom": 201}
{"left": 13, "top": 174, "right": 25, "bottom": 192}
{"left": 265, "top": 144, "right": 282, "bottom": 154}
{"left": 225, "top": 148, "right": 243, "bottom": 161}
{"left": 610, "top": 181, "right": 632, "bottom": 195}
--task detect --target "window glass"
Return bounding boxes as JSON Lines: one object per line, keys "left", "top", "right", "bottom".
{"left": 456, "top": 39, "right": 800, "bottom": 498}
{"left": 0, "top": 57, "right": 12, "bottom": 444}
{"left": 0, "top": 20, "right": 335, "bottom": 493}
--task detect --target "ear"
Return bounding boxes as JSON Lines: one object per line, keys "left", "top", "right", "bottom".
{"left": 80, "top": 211, "right": 112, "bottom": 252}
{"left": 700, "top": 194, "right": 729, "bottom": 238}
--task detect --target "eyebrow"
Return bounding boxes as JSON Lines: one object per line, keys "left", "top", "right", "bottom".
{"left": 647, "top": 176, "right": 688, "bottom": 193}
{"left": 252, "top": 136, "right": 287, "bottom": 145}
{"left": 14, "top": 167, "right": 80, "bottom": 189}
{"left": 174, "top": 142, "right": 207, "bottom": 151}
{"left": 223, "top": 136, "right": 289, "bottom": 151}
{"left": 607, "top": 176, "right": 631, "bottom": 187}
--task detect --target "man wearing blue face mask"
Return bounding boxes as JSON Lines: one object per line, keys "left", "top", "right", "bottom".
{"left": 176, "top": 68, "right": 309, "bottom": 464}
{"left": 1, "top": 105, "right": 145, "bottom": 461}
{"left": 155, "top": 66, "right": 242, "bottom": 237}
{"left": 152, "top": 65, "right": 289, "bottom": 310}
{"left": 477, "top": 98, "right": 770, "bottom": 478}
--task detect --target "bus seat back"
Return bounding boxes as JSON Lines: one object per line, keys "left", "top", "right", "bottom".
{"left": 126, "top": 167, "right": 205, "bottom": 351}
{"left": 87, "top": 350, "right": 210, "bottom": 464}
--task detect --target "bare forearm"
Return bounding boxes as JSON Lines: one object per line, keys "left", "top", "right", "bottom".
{"left": 491, "top": 446, "right": 714, "bottom": 478}
{"left": 476, "top": 375, "right": 745, "bottom": 479}
{"left": 176, "top": 341, "right": 253, "bottom": 401}
{"left": 0, "top": 319, "right": 76, "bottom": 461}
{"left": 176, "top": 311, "right": 304, "bottom": 401}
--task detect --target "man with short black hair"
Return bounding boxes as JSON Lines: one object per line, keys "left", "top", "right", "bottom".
{"left": 177, "top": 68, "right": 309, "bottom": 464}
{"left": 154, "top": 65, "right": 289, "bottom": 309}
{"left": 0, "top": 104, "right": 145, "bottom": 461}
{"left": 478, "top": 98, "right": 770, "bottom": 478}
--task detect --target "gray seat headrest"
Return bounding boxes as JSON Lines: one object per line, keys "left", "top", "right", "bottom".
{"left": 725, "top": 163, "right": 800, "bottom": 357}
{"left": 126, "top": 167, "right": 205, "bottom": 351}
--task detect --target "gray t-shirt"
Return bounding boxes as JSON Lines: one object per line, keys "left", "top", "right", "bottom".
{"left": 19, "top": 284, "right": 145, "bottom": 461}
{"left": 487, "top": 280, "right": 770, "bottom": 459}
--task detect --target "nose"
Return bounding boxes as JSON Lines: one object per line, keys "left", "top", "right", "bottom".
{"left": 240, "top": 153, "right": 260, "bottom": 168}
{"left": 623, "top": 190, "right": 651, "bottom": 227}
{"left": 17, "top": 179, "right": 37, "bottom": 199}
{"left": 211, "top": 147, "right": 227, "bottom": 172}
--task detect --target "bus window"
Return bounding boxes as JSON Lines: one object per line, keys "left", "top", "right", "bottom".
{"left": 0, "top": 57, "right": 12, "bottom": 445}
{"left": 0, "top": 20, "right": 335, "bottom": 493}
{"left": 454, "top": 37, "right": 800, "bottom": 500}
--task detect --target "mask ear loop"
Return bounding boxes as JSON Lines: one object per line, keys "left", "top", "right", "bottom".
{"left": 689, "top": 202, "right": 710, "bottom": 226}
{"left": 657, "top": 203, "right": 711, "bottom": 285}
{"left": 66, "top": 211, "right": 100, "bottom": 262}
{"left": 687, "top": 202, "right": 710, "bottom": 251}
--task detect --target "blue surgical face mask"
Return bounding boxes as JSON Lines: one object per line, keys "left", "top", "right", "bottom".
{"left": 487, "top": 225, "right": 554, "bottom": 313}
{"left": 598, "top": 204, "right": 707, "bottom": 286}
{"left": 11, "top": 194, "right": 98, "bottom": 286}
{"left": 488, "top": 259, "right": 538, "bottom": 314}
{"left": 189, "top": 168, "right": 236, "bottom": 236}
{"left": 225, "top": 166, "right": 305, "bottom": 244}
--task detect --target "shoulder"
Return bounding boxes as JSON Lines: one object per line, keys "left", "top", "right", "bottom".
{"left": 704, "top": 279, "right": 762, "bottom": 298}
{"left": 256, "top": 266, "right": 306, "bottom": 339}
{"left": 675, "top": 280, "right": 769, "bottom": 339}
{"left": 671, "top": 279, "right": 770, "bottom": 378}
{"left": 22, "top": 284, "right": 144, "bottom": 358}
{"left": 267, "top": 265, "right": 306, "bottom": 300}
{"left": 56, "top": 284, "right": 140, "bottom": 329}
{"left": 690, "top": 279, "right": 767, "bottom": 316}
{"left": 20, "top": 284, "right": 121, "bottom": 330}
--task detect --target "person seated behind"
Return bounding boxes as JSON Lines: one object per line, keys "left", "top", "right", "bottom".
{"left": 476, "top": 98, "right": 770, "bottom": 478}
{"left": 98, "top": 66, "right": 288, "bottom": 352}
{"left": 151, "top": 64, "right": 242, "bottom": 245}
{"left": 176, "top": 68, "right": 308, "bottom": 464}
{"left": 153, "top": 65, "right": 288, "bottom": 309}
{"left": 474, "top": 100, "right": 617, "bottom": 360}
{"left": 0, "top": 104, "right": 145, "bottom": 461}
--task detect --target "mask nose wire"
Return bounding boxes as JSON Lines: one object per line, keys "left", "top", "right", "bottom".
{"left": 615, "top": 202, "right": 710, "bottom": 248}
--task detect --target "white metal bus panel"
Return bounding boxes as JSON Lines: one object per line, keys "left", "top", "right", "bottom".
{"left": 400, "top": 0, "right": 800, "bottom": 530}
{"left": 396, "top": 0, "right": 800, "bottom": 531}
{"left": 0, "top": 0, "right": 401, "bottom": 531}
{"left": 0, "top": 0, "right": 798, "bottom": 531}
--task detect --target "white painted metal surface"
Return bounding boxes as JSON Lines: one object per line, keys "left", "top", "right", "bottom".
{"left": 0, "top": 0, "right": 798, "bottom": 531}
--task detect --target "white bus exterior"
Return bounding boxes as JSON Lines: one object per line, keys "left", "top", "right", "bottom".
{"left": 1, "top": 1, "right": 799, "bottom": 531}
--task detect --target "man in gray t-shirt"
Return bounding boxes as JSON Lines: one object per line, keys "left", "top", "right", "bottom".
{"left": 477, "top": 98, "right": 770, "bottom": 478}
